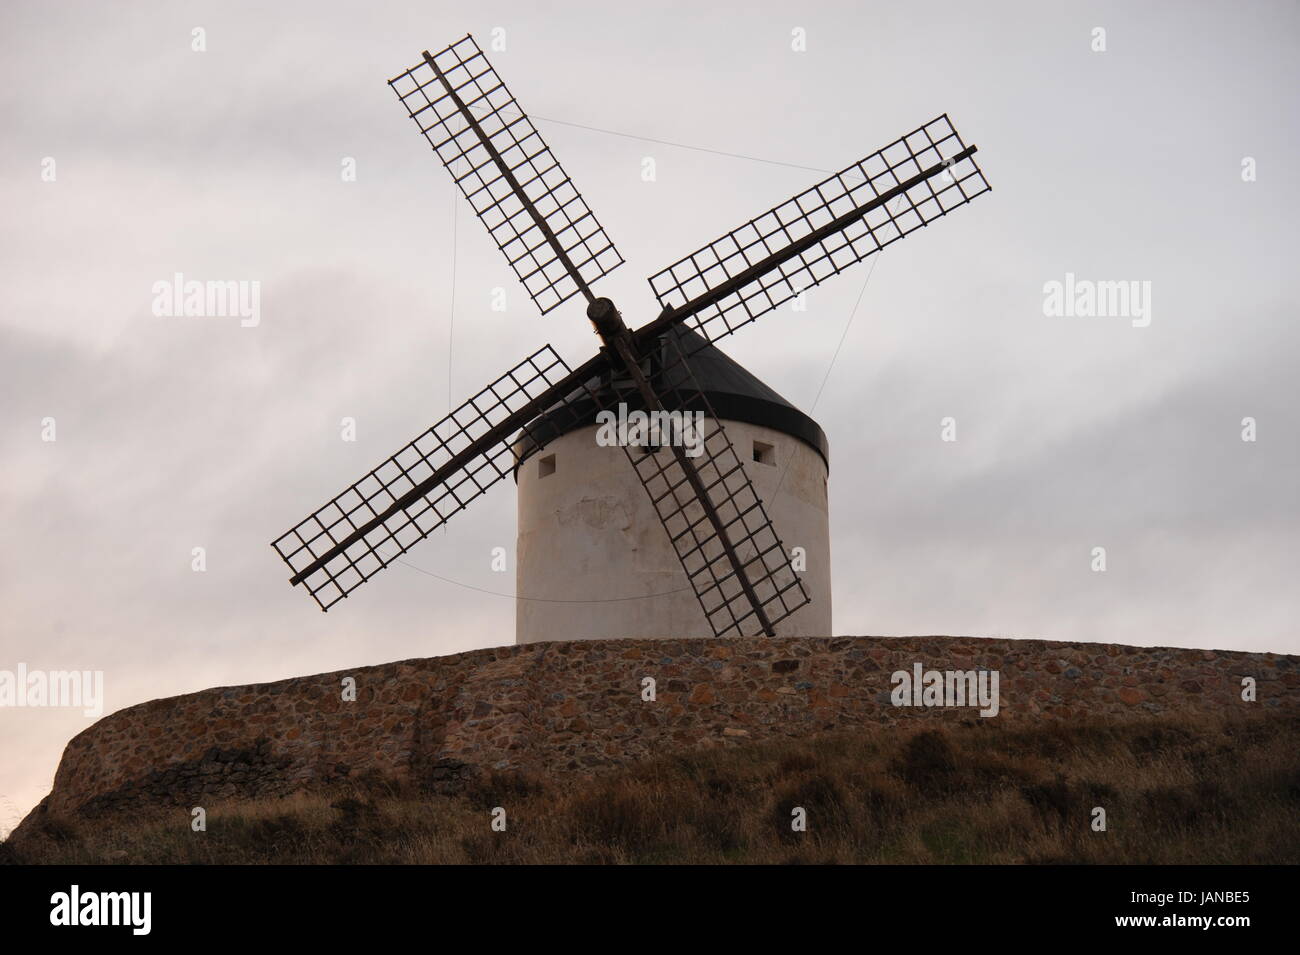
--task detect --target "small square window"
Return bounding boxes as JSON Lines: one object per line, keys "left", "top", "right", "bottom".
{"left": 538, "top": 454, "right": 556, "bottom": 478}
{"left": 752, "top": 441, "right": 775, "bottom": 466}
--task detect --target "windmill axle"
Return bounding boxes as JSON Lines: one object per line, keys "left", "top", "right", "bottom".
{"left": 586, "top": 296, "right": 630, "bottom": 347}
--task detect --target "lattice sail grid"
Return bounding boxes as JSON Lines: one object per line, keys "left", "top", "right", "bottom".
{"left": 647, "top": 114, "right": 990, "bottom": 343}
{"left": 390, "top": 35, "right": 624, "bottom": 314}
{"left": 614, "top": 334, "right": 810, "bottom": 637}
{"left": 273, "top": 346, "right": 585, "bottom": 610}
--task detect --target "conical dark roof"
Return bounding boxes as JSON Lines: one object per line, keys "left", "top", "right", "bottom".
{"left": 513, "top": 326, "right": 828, "bottom": 474}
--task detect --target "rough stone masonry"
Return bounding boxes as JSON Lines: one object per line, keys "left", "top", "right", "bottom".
{"left": 12, "top": 636, "right": 1298, "bottom": 837}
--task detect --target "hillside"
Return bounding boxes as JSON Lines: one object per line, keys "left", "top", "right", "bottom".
{"left": 5, "top": 635, "right": 1298, "bottom": 861}
{"left": 6, "top": 711, "right": 1297, "bottom": 864}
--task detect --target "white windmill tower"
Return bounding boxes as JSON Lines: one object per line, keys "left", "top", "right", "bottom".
{"left": 512, "top": 326, "right": 832, "bottom": 642}
{"left": 271, "top": 35, "right": 990, "bottom": 643}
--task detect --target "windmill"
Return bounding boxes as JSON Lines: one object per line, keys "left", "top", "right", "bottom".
{"left": 272, "top": 34, "right": 990, "bottom": 638}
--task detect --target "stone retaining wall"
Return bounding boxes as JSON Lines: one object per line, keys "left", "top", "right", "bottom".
{"left": 15, "top": 636, "right": 1298, "bottom": 832}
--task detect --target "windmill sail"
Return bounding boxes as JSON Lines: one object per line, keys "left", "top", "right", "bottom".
{"left": 646, "top": 114, "right": 990, "bottom": 345}
{"left": 272, "top": 345, "right": 608, "bottom": 610}
{"left": 389, "top": 35, "right": 624, "bottom": 315}
{"left": 610, "top": 328, "right": 810, "bottom": 637}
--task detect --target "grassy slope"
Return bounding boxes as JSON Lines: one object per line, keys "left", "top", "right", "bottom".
{"left": 5, "top": 711, "right": 1298, "bottom": 864}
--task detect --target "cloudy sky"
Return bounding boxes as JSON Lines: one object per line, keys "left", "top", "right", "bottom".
{"left": 2, "top": 0, "right": 1297, "bottom": 833}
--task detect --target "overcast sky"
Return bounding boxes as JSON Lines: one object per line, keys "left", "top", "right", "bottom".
{"left": 2, "top": 0, "right": 1297, "bottom": 834}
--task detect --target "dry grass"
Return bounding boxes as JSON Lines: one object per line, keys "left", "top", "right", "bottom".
{"left": 5, "top": 711, "right": 1297, "bottom": 864}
